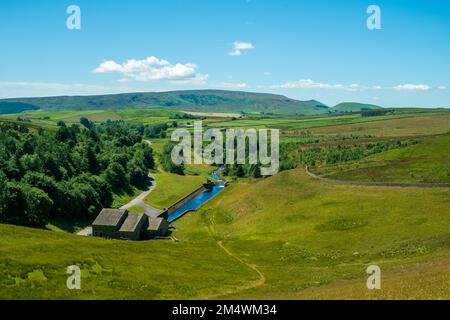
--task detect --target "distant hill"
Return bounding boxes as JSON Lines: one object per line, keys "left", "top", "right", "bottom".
{"left": 0, "top": 101, "right": 39, "bottom": 114}
{"left": 0, "top": 90, "right": 329, "bottom": 116}
{"left": 331, "top": 102, "right": 383, "bottom": 113}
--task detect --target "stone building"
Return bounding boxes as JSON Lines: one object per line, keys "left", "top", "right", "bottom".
{"left": 117, "top": 213, "right": 148, "bottom": 241}
{"left": 92, "top": 209, "right": 128, "bottom": 239}
{"left": 146, "top": 217, "right": 170, "bottom": 239}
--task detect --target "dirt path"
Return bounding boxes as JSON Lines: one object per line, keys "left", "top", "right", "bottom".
{"left": 305, "top": 167, "right": 450, "bottom": 188}
{"left": 202, "top": 211, "right": 266, "bottom": 299}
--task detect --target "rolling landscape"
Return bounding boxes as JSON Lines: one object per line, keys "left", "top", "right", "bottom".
{"left": 1, "top": 0, "right": 449, "bottom": 306}
{"left": 0, "top": 92, "right": 449, "bottom": 299}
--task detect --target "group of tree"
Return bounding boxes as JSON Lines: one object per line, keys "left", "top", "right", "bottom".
{"left": 279, "top": 139, "right": 416, "bottom": 170}
{"left": 144, "top": 123, "right": 169, "bottom": 138}
{"left": 361, "top": 109, "right": 392, "bottom": 117}
{"left": 222, "top": 164, "right": 262, "bottom": 178}
{"left": 0, "top": 119, "right": 154, "bottom": 227}
{"left": 160, "top": 143, "right": 185, "bottom": 175}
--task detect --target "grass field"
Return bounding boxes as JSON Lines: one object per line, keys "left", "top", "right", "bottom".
{"left": 204, "top": 110, "right": 450, "bottom": 132}
{"left": 144, "top": 170, "right": 206, "bottom": 209}
{"left": 315, "top": 134, "right": 450, "bottom": 183}
{"left": 1, "top": 107, "right": 449, "bottom": 300}
{"left": 0, "top": 108, "right": 186, "bottom": 128}
{"left": 309, "top": 114, "right": 450, "bottom": 137}
{"left": 1, "top": 169, "right": 449, "bottom": 299}
{"left": 189, "top": 169, "right": 450, "bottom": 299}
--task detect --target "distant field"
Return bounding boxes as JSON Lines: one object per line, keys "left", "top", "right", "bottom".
{"left": 309, "top": 114, "right": 450, "bottom": 137}
{"left": 204, "top": 110, "right": 450, "bottom": 133}
{"left": 0, "top": 108, "right": 183, "bottom": 127}
{"left": 183, "top": 111, "right": 243, "bottom": 118}
{"left": 2, "top": 108, "right": 449, "bottom": 136}
{"left": 1, "top": 107, "right": 450, "bottom": 300}
{"left": 1, "top": 169, "right": 449, "bottom": 299}
{"left": 315, "top": 134, "right": 450, "bottom": 183}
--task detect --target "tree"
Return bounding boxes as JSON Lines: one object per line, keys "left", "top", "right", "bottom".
{"left": 86, "top": 144, "right": 100, "bottom": 174}
{"left": 80, "top": 117, "right": 94, "bottom": 130}
{"left": 161, "top": 143, "right": 184, "bottom": 175}
{"left": 102, "top": 162, "right": 129, "bottom": 190}
{"left": 56, "top": 124, "right": 71, "bottom": 142}
{"left": 0, "top": 171, "right": 7, "bottom": 216}
{"left": 236, "top": 165, "right": 245, "bottom": 177}
{"left": 2, "top": 182, "right": 52, "bottom": 227}
{"left": 22, "top": 172, "right": 58, "bottom": 199}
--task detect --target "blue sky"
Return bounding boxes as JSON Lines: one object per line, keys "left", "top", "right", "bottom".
{"left": 0, "top": 0, "right": 449, "bottom": 107}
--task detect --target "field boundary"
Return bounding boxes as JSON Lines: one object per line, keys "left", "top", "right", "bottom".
{"left": 305, "top": 167, "right": 450, "bottom": 188}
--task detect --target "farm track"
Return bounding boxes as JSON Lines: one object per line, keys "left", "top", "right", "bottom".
{"left": 202, "top": 209, "right": 266, "bottom": 299}
{"left": 305, "top": 167, "right": 450, "bottom": 188}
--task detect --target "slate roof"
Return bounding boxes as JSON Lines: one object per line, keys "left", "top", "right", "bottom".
{"left": 92, "top": 209, "right": 128, "bottom": 227}
{"left": 119, "top": 213, "right": 146, "bottom": 233}
{"left": 147, "top": 217, "right": 165, "bottom": 231}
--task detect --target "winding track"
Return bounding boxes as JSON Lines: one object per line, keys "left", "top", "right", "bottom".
{"left": 202, "top": 209, "right": 266, "bottom": 299}
{"left": 119, "top": 176, "right": 162, "bottom": 217}
{"left": 305, "top": 167, "right": 450, "bottom": 188}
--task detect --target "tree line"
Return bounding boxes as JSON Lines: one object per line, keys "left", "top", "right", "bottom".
{"left": 0, "top": 119, "right": 155, "bottom": 227}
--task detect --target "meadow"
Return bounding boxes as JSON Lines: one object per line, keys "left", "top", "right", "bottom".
{"left": 144, "top": 169, "right": 206, "bottom": 209}
{"left": 315, "top": 134, "right": 450, "bottom": 183}
{"left": 1, "top": 169, "right": 448, "bottom": 299}
{"left": 0, "top": 107, "right": 449, "bottom": 299}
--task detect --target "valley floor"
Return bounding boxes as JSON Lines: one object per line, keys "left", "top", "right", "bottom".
{"left": 1, "top": 169, "right": 449, "bottom": 299}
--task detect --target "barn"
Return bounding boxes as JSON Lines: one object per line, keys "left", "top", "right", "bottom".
{"left": 146, "top": 217, "right": 170, "bottom": 239}
{"left": 91, "top": 208, "right": 171, "bottom": 241}
{"left": 92, "top": 209, "right": 128, "bottom": 239}
{"left": 117, "top": 213, "right": 148, "bottom": 241}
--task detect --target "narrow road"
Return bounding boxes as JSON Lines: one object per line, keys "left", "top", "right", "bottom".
{"left": 77, "top": 176, "right": 161, "bottom": 236}
{"left": 120, "top": 176, "right": 163, "bottom": 217}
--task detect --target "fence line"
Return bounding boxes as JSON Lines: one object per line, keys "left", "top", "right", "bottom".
{"left": 305, "top": 167, "right": 450, "bottom": 189}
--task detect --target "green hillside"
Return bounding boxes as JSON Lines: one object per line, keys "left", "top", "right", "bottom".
{"left": 0, "top": 102, "right": 39, "bottom": 114}
{"left": 331, "top": 102, "right": 383, "bottom": 112}
{"left": 315, "top": 134, "right": 450, "bottom": 183}
{"left": 1, "top": 169, "right": 449, "bottom": 299}
{"left": 0, "top": 90, "right": 329, "bottom": 115}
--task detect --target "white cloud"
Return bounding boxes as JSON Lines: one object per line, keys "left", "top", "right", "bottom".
{"left": 93, "top": 55, "right": 208, "bottom": 82}
{"left": 393, "top": 84, "right": 431, "bottom": 91}
{"left": 270, "top": 80, "right": 440, "bottom": 93}
{"left": 215, "top": 82, "right": 248, "bottom": 89}
{"left": 229, "top": 41, "right": 254, "bottom": 56}
{"left": 271, "top": 79, "right": 365, "bottom": 91}
{"left": 438, "top": 85, "right": 447, "bottom": 90}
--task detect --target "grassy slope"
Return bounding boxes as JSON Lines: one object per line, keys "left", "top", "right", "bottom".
{"left": 194, "top": 169, "right": 450, "bottom": 299}
{"left": 310, "top": 114, "right": 450, "bottom": 137}
{"left": 316, "top": 134, "right": 450, "bottom": 183}
{"left": 0, "top": 90, "right": 329, "bottom": 115}
{"left": 1, "top": 169, "right": 449, "bottom": 299}
{"left": 0, "top": 223, "right": 256, "bottom": 299}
